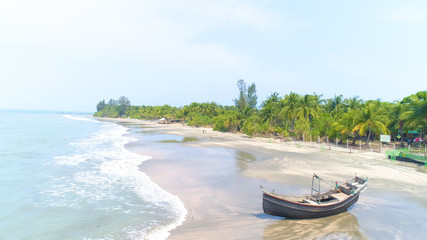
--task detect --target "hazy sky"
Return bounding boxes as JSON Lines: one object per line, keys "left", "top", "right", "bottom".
{"left": 1, "top": 0, "right": 426, "bottom": 112}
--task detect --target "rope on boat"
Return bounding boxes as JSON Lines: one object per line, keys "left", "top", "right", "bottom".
{"left": 313, "top": 174, "right": 335, "bottom": 190}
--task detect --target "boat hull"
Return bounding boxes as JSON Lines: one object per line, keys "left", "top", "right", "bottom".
{"left": 262, "top": 192, "right": 360, "bottom": 219}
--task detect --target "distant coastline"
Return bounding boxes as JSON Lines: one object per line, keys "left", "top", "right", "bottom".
{"left": 94, "top": 115, "right": 411, "bottom": 154}
{"left": 0, "top": 108, "right": 93, "bottom": 115}
{"left": 93, "top": 89, "right": 426, "bottom": 153}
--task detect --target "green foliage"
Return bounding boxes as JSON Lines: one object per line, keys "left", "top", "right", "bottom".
{"left": 352, "top": 101, "right": 389, "bottom": 144}
{"left": 183, "top": 102, "right": 220, "bottom": 119}
{"left": 401, "top": 91, "right": 427, "bottom": 134}
{"left": 96, "top": 100, "right": 106, "bottom": 112}
{"left": 95, "top": 96, "right": 131, "bottom": 117}
{"left": 294, "top": 94, "right": 323, "bottom": 121}
{"left": 93, "top": 105, "right": 120, "bottom": 118}
{"left": 260, "top": 92, "right": 281, "bottom": 125}
{"left": 117, "top": 96, "right": 131, "bottom": 116}
{"left": 234, "top": 79, "right": 247, "bottom": 111}
{"left": 256, "top": 121, "right": 274, "bottom": 136}
{"left": 94, "top": 89, "right": 426, "bottom": 143}
{"left": 274, "top": 127, "right": 289, "bottom": 138}
{"left": 241, "top": 115, "right": 258, "bottom": 136}
{"left": 247, "top": 83, "right": 258, "bottom": 109}
{"left": 182, "top": 102, "right": 221, "bottom": 127}
{"left": 241, "top": 114, "right": 288, "bottom": 137}
{"left": 294, "top": 117, "right": 310, "bottom": 139}
{"left": 213, "top": 110, "right": 241, "bottom": 132}
{"left": 233, "top": 79, "right": 258, "bottom": 111}
{"left": 311, "top": 113, "right": 337, "bottom": 138}
{"left": 187, "top": 113, "right": 214, "bottom": 127}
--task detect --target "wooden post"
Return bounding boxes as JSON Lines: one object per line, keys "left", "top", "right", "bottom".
{"left": 359, "top": 140, "right": 362, "bottom": 151}
{"left": 336, "top": 138, "right": 338, "bottom": 147}
{"left": 369, "top": 142, "right": 372, "bottom": 151}
{"left": 346, "top": 140, "right": 348, "bottom": 149}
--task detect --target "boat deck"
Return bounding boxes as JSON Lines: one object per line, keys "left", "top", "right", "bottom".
{"left": 330, "top": 192, "right": 348, "bottom": 201}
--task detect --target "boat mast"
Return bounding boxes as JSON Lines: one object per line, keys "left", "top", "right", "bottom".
{"left": 311, "top": 174, "right": 321, "bottom": 203}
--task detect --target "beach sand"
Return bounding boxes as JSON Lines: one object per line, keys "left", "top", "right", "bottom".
{"left": 112, "top": 119, "right": 427, "bottom": 239}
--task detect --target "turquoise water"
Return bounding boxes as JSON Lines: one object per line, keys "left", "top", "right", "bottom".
{"left": 0, "top": 110, "right": 185, "bottom": 239}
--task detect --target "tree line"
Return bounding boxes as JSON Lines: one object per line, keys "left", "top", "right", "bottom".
{"left": 94, "top": 80, "right": 426, "bottom": 145}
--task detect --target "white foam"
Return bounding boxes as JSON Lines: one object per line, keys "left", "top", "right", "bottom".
{"left": 95, "top": 137, "right": 187, "bottom": 239}
{"left": 63, "top": 114, "right": 99, "bottom": 123}
{"left": 98, "top": 150, "right": 187, "bottom": 240}
{"left": 48, "top": 120, "right": 187, "bottom": 239}
{"left": 55, "top": 154, "right": 87, "bottom": 166}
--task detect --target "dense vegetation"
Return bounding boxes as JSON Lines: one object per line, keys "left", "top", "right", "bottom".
{"left": 94, "top": 80, "right": 426, "bottom": 145}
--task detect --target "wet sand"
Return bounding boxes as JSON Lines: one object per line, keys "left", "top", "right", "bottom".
{"left": 113, "top": 119, "right": 427, "bottom": 239}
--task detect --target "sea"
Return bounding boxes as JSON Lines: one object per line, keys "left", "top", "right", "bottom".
{"left": 0, "top": 110, "right": 186, "bottom": 240}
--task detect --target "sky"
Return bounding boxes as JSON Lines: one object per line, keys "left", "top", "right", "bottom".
{"left": 1, "top": 0, "right": 427, "bottom": 112}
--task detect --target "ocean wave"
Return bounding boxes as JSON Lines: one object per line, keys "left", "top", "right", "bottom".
{"left": 54, "top": 154, "right": 88, "bottom": 166}
{"left": 63, "top": 114, "right": 99, "bottom": 123}
{"left": 47, "top": 121, "right": 186, "bottom": 239}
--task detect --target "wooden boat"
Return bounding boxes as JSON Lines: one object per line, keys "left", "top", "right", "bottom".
{"left": 261, "top": 174, "right": 368, "bottom": 219}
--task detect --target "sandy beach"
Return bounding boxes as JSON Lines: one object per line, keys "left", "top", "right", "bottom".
{"left": 111, "top": 118, "right": 427, "bottom": 239}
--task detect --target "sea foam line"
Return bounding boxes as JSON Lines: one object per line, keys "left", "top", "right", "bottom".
{"left": 61, "top": 116, "right": 187, "bottom": 239}
{"left": 63, "top": 114, "right": 100, "bottom": 123}
{"left": 105, "top": 124, "right": 187, "bottom": 240}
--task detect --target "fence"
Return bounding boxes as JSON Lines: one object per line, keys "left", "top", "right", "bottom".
{"left": 282, "top": 135, "right": 426, "bottom": 158}
{"left": 287, "top": 136, "right": 382, "bottom": 154}
{"left": 385, "top": 149, "right": 427, "bottom": 167}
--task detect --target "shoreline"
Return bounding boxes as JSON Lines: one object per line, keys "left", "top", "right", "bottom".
{"left": 94, "top": 117, "right": 409, "bottom": 155}
{"left": 105, "top": 117, "right": 427, "bottom": 239}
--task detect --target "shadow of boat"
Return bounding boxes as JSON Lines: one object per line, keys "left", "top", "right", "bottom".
{"left": 263, "top": 212, "right": 366, "bottom": 240}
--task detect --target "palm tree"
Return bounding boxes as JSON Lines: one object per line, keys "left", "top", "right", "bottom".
{"left": 343, "top": 96, "right": 363, "bottom": 112}
{"left": 293, "top": 94, "right": 323, "bottom": 121}
{"left": 328, "top": 94, "right": 344, "bottom": 116}
{"left": 401, "top": 91, "right": 427, "bottom": 140}
{"left": 334, "top": 109, "right": 358, "bottom": 144}
{"left": 259, "top": 92, "right": 281, "bottom": 124}
{"left": 352, "top": 102, "right": 389, "bottom": 145}
{"left": 407, "top": 101, "right": 427, "bottom": 138}
{"left": 385, "top": 102, "right": 407, "bottom": 145}
{"left": 279, "top": 92, "right": 301, "bottom": 131}
{"left": 311, "top": 92, "right": 325, "bottom": 115}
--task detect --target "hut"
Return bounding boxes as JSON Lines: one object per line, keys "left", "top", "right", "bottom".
{"left": 158, "top": 117, "right": 167, "bottom": 124}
